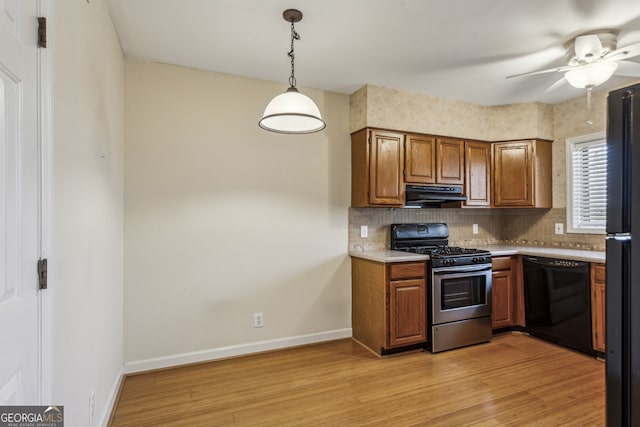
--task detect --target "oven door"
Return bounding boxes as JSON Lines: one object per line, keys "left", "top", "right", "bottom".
{"left": 432, "top": 264, "right": 492, "bottom": 325}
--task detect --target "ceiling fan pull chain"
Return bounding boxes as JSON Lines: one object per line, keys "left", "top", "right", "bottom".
{"left": 586, "top": 87, "right": 594, "bottom": 125}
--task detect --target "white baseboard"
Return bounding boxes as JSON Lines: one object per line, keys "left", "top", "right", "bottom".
{"left": 122, "top": 328, "right": 352, "bottom": 375}
{"left": 99, "top": 366, "right": 124, "bottom": 427}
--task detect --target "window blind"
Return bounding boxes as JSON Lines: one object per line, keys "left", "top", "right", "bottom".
{"left": 570, "top": 139, "right": 607, "bottom": 230}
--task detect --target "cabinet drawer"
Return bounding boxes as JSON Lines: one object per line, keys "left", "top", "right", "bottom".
{"left": 492, "top": 256, "right": 512, "bottom": 271}
{"left": 389, "top": 262, "right": 425, "bottom": 280}
{"left": 592, "top": 263, "right": 606, "bottom": 283}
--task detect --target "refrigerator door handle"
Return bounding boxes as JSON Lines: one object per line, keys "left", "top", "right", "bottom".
{"left": 607, "top": 233, "right": 632, "bottom": 241}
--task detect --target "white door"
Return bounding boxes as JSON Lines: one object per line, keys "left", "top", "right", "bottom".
{"left": 0, "top": 0, "right": 42, "bottom": 405}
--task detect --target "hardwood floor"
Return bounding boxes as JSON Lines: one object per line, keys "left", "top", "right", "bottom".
{"left": 109, "top": 333, "right": 605, "bottom": 426}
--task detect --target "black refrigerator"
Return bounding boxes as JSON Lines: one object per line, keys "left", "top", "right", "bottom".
{"left": 606, "top": 82, "right": 640, "bottom": 426}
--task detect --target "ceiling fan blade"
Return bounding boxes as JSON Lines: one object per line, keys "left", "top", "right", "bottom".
{"left": 604, "top": 42, "right": 640, "bottom": 62}
{"left": 575, "top": 34, "right": 603, "bottom": 61}
{"left": 615, "top": 60, "right": 640, "bottom": 77}
{"left": 544, "top": 76, "right": 568, "bottom": 93}
{"left": 506, "top": 65, "right": 573, "bottom": 79}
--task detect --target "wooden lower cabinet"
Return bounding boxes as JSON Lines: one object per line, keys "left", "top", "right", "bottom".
{"left": 352, "top": 258, "right": 426, "bottom": 354}
{"left": 491, "top": 256, "right": 515, "bottom": 328}
{"left": 591, "top": 263, "right": 606, "bottom": 352}
{"left": 491, "top": 255, "right": 525, "bottom": 329}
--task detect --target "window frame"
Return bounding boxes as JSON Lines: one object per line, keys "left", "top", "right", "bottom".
{"left": 565, "top": 131, "right": 607, "bottom": 235}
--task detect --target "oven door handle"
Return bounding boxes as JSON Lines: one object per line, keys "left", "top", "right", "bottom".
{"left": 432, "top": 264, "right": 492, "bottom": 274}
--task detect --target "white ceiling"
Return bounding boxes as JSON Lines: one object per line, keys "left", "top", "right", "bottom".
{"left": 108, "top": 0, "right": 640, "bottom": 106}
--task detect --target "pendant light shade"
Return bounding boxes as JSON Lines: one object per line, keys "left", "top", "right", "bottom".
{"left": 259, "top": 87, "right": 325, "bottom": 134}
{"left": 259, "top": 9, "right": 325, "bottom": 134}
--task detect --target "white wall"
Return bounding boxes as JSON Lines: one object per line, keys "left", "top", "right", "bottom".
{"left": 52, "top": 0, "right": 124, "bottom": 425}
{"left": 124, "top": 61, "right": 351, "bottom": 366}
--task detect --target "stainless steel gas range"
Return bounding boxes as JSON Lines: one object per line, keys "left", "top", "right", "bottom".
{"left": 391, "top": 223, "right": 492, "bottom": 353}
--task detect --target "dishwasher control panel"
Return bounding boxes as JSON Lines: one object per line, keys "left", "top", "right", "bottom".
{"left": 548, "top": 259, "right": 584, "bottom": 268}
{"left": 524, "top": 256, "right": 587, "bottom": 269}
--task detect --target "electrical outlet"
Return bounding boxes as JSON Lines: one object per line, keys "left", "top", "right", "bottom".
{"left": 89, "top": 390, "right": 95, "bottom": 423}
{"left": 472, "top": 224, "right": 479, "bottom": 235}
{"left": 253, "top": 312, "right": 263, "bottom": 328}
{"left": 360, "top": 225, "right": 368, "bottom": 238}
{"left": 555, "top": 223, "right": 564, "bottom": 234}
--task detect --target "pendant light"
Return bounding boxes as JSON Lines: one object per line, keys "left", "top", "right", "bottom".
{"left": 259, "top": 9, "right": 326, "bottom": 134}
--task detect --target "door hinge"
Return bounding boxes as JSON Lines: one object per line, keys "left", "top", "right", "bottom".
{"left": 37, "top": 17, "right": 46, "bottom": 48}
{"left": 38, "top": 258, "right": 48, "bottom": 290}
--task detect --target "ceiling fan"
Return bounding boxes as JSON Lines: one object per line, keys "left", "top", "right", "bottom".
{"left": 507, "top": 30, "right": 640, "bottom": 91}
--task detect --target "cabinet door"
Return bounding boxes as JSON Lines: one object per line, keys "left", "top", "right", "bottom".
{"left": 436, "top": 137, "right": 464, "bottom": 185}
{"left": 405, "top": 134, "right": 436, "bottom": 184}
{"left": 493, "top": 141, "right": 534, "bottom": 207}
{"left": 388, "top": 279, "right": 426, "bottom": 347}
{"left": 491, "top": 270, "right": 513, "bottom": 328}
{"left": 591, "top": 263, "right": 606, "bottom": 352}
{"left": 369, "top": 130, "right": 405, "bottom": 205}
{"left": 465, "top": 141, "right": 491, "bottom": 207}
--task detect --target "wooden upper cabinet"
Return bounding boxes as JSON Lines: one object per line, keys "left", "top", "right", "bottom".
{"left": 351, "top": 128, "right": 570, "bottom": 209}
{"left": 405, "top": 134, "right": 436, "bottom": 184}
{"left": 436, "top": 137, "right": 465, "bottom": 185}
{"left": 493, "top": 141, "right": 533, "bottom": 206}
{"left": 464, "top": 141, "right": 491, "bottom": 207}
{"left": 492, "top": 139, "right": 552, "bottom": 208}
{"left": 351, "top": 128, "right": 405, "bottom": 207}
{"left": 370, "top": 130, "right": 405, "bottom": 205}
{"left": 406, "top": 134, "right": 465, "bottom": 186}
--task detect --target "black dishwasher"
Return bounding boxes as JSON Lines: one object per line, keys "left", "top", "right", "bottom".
{"left": 522, "top": 256, "right": 594, "bottom": 355}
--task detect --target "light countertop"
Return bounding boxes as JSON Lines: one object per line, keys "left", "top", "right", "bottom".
{"left": 349, "top": 245, "right": 605, "bottom": 264}
{"left": 348, "top": 249, "right": 429, "bottom": 263}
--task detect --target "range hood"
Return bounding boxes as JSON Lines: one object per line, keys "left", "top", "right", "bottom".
{"left": 405, "top": 184, "right": 467, "bottom": 207}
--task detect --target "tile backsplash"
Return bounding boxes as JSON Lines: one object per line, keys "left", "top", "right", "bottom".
{"left": 349, "top": 207, "right": 605, "bottom": 251}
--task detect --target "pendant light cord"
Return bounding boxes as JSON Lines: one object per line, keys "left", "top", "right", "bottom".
{"left": 288, "top": 20, "right": 300, "bottom": 88}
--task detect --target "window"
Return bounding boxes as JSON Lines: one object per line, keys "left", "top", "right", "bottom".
{"left": 566, "top": 132, "right": 607, "bottom": 234}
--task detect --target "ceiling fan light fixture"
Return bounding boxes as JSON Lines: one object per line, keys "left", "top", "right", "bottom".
{"left": 259, "top": 9, "right": 325, "bottom": 134}
{"left": 564, "top": 61, "right": 619, "bottom": 88}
